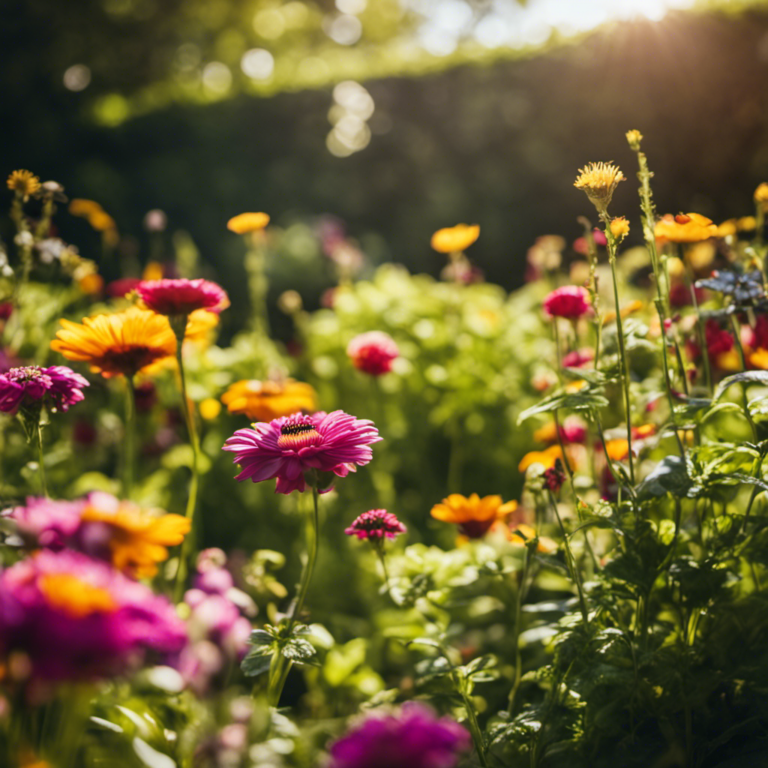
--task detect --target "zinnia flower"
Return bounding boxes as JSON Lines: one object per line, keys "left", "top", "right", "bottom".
{"left": 430, "top": 493, "right": 518, "bottom": 539}
{"left": 574, "top": 162, "right": 625, "bottom": 210}
{"left": 7, "top": 170, "right": 41, "bottom": 200}
{"left": 222, "top": 410, "right": 381, "bottom": 494}
{"left": 0, "top": 549, "right": 187, "bottom": 683}
{"left": 654, "top": 213, "right": 718, "bottom": 243}
{"left": 507, "top": 523, "right": 558, "bottom": 553}
{"left": 347, "top": 332, "right": 399, "bottom": 376}
{"left": 221, "top": 379, "right": 317, "bottom": 421}
{"left": 0, "top": 365, "right": 88, "bottom": 415}
{"left": 430, "top": 224, "right": 480, "bottom": 254}
{"left": 543, "top": 286, "right": 591, "bottom": 319}
{"left": 51, "top": 307, "right": 176, "bottom": 378}
{"left": 227, "top": 212, "right": 270, "bottom": 234}
{"left": 327, "top": 703, "right": 471, "bottom": 768}
{"left": 345, "top": 509, "right": 406, "bottom": 541}
{"left": 136, "top": 278, "right": 230, "bottom": 317}
{"left": 8, "top": 493, "right": 191, "bottom": 578}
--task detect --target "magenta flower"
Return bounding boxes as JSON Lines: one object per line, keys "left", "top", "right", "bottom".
{"left": 543, "top": 286, "right": 591, "bottom": 319}
{"left": 347, "top": 332, "right": 399, "bottom": 376}
{"left": 5, "top": 496, "right": 84, "bottom": 550}
{"left": 562, "top": 348, "right": 594, "bottom": 369}
{"left": 0, "top": 549, "right": 187, "bottom": 684}
{"left": 345, "top": 509, "right": 406, "bottom": 541}
{"left": 223, "top": 410, "right": 381, "bottom": 494}
{"left": 136, "top": 278, "right": 230, "bottom": 316}
{"left": 0, "top": 365, "right": 89, "bottom": 415}
{"left": 328, "top": 703, "right": 471, "bottom": 768}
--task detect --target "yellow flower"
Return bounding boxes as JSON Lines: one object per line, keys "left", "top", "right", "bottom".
{"left": 183, "top": 308, "right": 219, "bottom": 343}
{"left": 222, "top": 378, "right": 317, "bottom": 421}
{"left": 716, "top": 349, "right": 742, "bottom": 372}
{"left": 716, "top": 219, "right": 738, "bottom": 238}
{"left": 754, "top": 183, "right": 768, "bottom": 203}
{"left": 605, "top": 439, "right": 629, "bottom": 461}
{"left": 685, "top": 241, "right": 716, "bottom": 272}
{"left": 574, "top": 162, "right": 625, "bottom": 210}
{"left": 602, "top": 299, "right": 644, "bottom": 326}
{"left": 227, "top": 212, "right": 270, "bottom": 234}
{"left": 142, "top": 261, "right": 164, "bottom": 281}
{"left": 750, "top": 348, "right": 768, "bottom": 369}
{"left": 533, "top": 421, "right": 559, "bottom": 444}
{"left": 51, "top": 307, "right": 177, "bottom": 378}
{"left": 430, "top": 493, "right": 518, "bottom": 539}
{"left": 7, "top": 169, "right": 41, "bottom": 200}
{"left": 80, "top": 499, "right": 190, "bottom": 578}
{"left": 78, "top": 273, "right": 104, "bottom": 295}
{"left": 507, "top": 523, "right": 557, "bottom": 554}
{"left": 610, "top": 216, "right": 630, "bottom": 240}
{"left": 69, "top": 198, "right": 104, "bottom": 218}
{"left": 430, "top": 224, "right": 480, "bottom": 254}
{"left": 89, "top": 210, "right": 117, "bottom": 233}
{"left": 39, "top": 573, "right": 116, "bottom": 618}
{"left": 519, "top": 444, "right": 564, "bottom": 472}
{"left": 625, "top": 129, "right": 643, "bottom": 150}
{"left": 199, "top": 398, "right": 222, "bottom": 420}
{"left": 738, "top": 216, "right": 757, "bottom": 232}
{"left": 654, "top": 213, "right": 717, "bottom": 243}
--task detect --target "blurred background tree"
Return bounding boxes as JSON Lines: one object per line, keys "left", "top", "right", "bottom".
{"left": 3, "top": 0, "right": 768, "bottom": 315}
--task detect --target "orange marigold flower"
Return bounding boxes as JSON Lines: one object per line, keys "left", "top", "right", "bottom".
{"left": 654, "top": 213, "right": 717, "bottom": 243}
{"left": 51, "top": 307, "right": 176, "bottom": 378}
{"left": 518, "top": 445, "right": 564, "bottom": 472}
{"left": 750, "top": 348, "right": 768, "bottom": 369}
{"left": 222, "top": 378, "right": 317, "bottom": 422}
{"left": 430, "top": 224, "right": 480, "bottom": 254}
{"left": 430, "top": 493, "right": 518, "bottom": 539}
{"left": 574, "top": 162, "right": 624, "bottom": 209}
{"left": 7, "top": 169, "right": 41, "bottom": 199}
{"left": 80, "top": 498, "right": 190, "bottom": 578}
{"left": 227, "top": 212, "right": 270, "bottom": 234}
{"left": 507, "top": 523, "right": 558, "bottom": 553}
{"left": 605, "top": 439, "right": 629, "bottom": 461}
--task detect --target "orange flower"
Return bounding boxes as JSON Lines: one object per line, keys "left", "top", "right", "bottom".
{"left": 716, "top": 219, "right": 738, "bottom": 238}
{"left": 430, "top": 224, "right": 480, "bottom": 254}
{"left": 430, "top": 493, "right": 518, "bottom": 539}
{"left": 519, "top": 445, "right": 564, "bottom": 472}
{"left": 227, "top": 212, "right": 270, "bottom": 234}
{"left": 7, "top": 169, "right": 41, "bottom": 199}
{"left": 51, "top": 307, "right": 176, "bottom": 378}
{"left": 39, "top": 573, "right": 116, "bottom": 618}
{"left": 69, "top": 198, "right": 104, "bottom": 218}
{"left": 222, "top": 378, "right": 317, "bottom": 421}
{"left": 750, "top": 348, "right": 768, "bottom": 369}
{"left": 602, "top": 299, "right": 644, "bottom": 325}
{"left": 80, "top": 499, "right": 190, "bottom": 578}
{"left": 610, "top": 216, "right": 630, "bottom": 240}
{"left": 605, "top": 439, "right": 629, "bottom": 461}
{"left": 654, "top": 213, "right": 717, "bottom": 243}
{"left": 507, "top": 523, "right": 557, "bottom": 553}
{"left": 533, "top": 421, "right": 559, "bottom": 444}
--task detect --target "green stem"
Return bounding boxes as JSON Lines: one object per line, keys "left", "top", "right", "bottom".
{"left": 730, "top": 313, "right": 759, "bottom": 441}
{"left": 246, "top": 236, "right": 270, "bottom": 339}
{"left": 36, "top": 422, "right": 48, "bottom": 498}
{"left": 267, "top": 487, "right": 320, "bottom": 707}
{"left": 174, "top": 322, "right": 201, "bottom": 601}
{"left": 549, "top": 490, "right": 589, "bottom": 626}
{"left": 444, "top": 650, "right": 488, "bottom": 768}
{"left": 447, "top": 419, "right": 463, "bottom": 493}
{"left": 123, "top": 376, "right": 136, "bottom": 500}
{"left": 508, "top": 544, "right": 530, "bottom": 715}
{"left": 375, "top": 545, "right": 394, "bottom": 600}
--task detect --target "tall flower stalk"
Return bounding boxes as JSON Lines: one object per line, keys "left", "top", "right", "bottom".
{"left": 123, "top": 375, "right": 137, "bottom": 499}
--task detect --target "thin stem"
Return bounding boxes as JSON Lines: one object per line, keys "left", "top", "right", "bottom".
{"left": 443, "top": 650, "right": 488, "bottom": 768}
{"left": 174, "top": 323, "right": 201, "bottom": 600}
{"left": 730, "top": 313, "right": 759, "bottom": 441}
{"left": 548, "top": 490, "right": 589, "bottom": 626}
{"left": 447, "top": 419, "right": 463, "bottom": 493}
{"left": 36, "top": 422, "right": 48, "bottom": 498}
{"left": 267, "top": 488, "right": 321, "bottom": 708}
{"left": 123, "top": 376, "right": 136, "bottom": 500}
{"left": 376, "top": 545, "right": 393, "bottom": 600}
{"left": 247, "top": 234, "right": 270, "bottom": 339}
{"left": 508, "top": 544, "right": 530, "bottom": 715}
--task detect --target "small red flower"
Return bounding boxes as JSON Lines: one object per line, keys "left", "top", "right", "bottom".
{"left": 543, "top": 286, "right": 591, "bottom": 320}
{"left": 347, "top": 332, "right": 399, "bottom": 376}
{"left": 136, "top": 279, "right": 229, "bottom": 317}
{"left": 345, "top": 509, "right": 406, "bottom": 541}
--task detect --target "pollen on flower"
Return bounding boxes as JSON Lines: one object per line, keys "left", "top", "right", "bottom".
{"left": 277, "top": 419, "right": 322, "bottom": 450}
{"left": 574, "top": 162, "right": 625, "bottom": 210}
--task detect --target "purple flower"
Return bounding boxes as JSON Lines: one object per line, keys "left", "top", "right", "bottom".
{"left": 345, "top": 509, "right": 406, "bottom": 541}
{"left": 5, "top": 497, "right": 84, "bottom": 550}
{"left": 328, "top": 703, "right": 471, "bottom": 768}
{"left": 0, "top": 365, "right": 88, "bottom": 415}
{"left": 0, "top": 550, "right": 187, "bottom": 684}
{"left": 223, "top": 410, "right": 381, "bottom": 494}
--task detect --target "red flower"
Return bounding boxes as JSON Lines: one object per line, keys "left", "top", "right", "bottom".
{"left": 543, "top": 286, "right": 591, "bottom": 319}
{"left": 347, "top": 332, "right": 399, "bottom": 376}
{"left": 136, "top": 279, "right": 229, "bottom": 317}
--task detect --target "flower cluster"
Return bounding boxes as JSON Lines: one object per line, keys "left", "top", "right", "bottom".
{"left": 0, "top": 365, "right": 88, "bottom": 415}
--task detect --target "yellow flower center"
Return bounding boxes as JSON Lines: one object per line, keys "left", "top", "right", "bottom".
{"left": 39, "top": 573, "right": 116, "bottom": 618}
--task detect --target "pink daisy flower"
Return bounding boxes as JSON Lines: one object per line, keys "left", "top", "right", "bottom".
{"left": 222, "top": 410, "right": 381, "bottom": 494}
{"left": 347, "top": 331, "right": 399, "bottom": 376}
{"left": 136, "top": 278, "right": 230, "bottom": 316}
{"left": 543, "top": 286, "right": 591, "bottom": 319}
{"left": 345, "top": 509, "right": 407, "bottom": 541}
{"left": 0, "top": 365, "right": 89, "bottom": 415}
{"left": 0, "top": 549, "right": 187, "bottom": 684}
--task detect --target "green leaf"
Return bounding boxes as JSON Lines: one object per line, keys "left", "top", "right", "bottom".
{"left": 282, "top": 638, "right": 316, "bottom": 663}
{"left": 713, "top": 370, "right": 768, "bottom": 401}
{"left": 248, "top": 629, "right": 275, "bottom": 646}
{"left": 241, "top": 646, "right": 274, "bottom": 677}
{"left": 636, "top": 455, "right": 693, "bottom": 500}
{"left": 518, "top": 390, "right": 608, "bottom": 424}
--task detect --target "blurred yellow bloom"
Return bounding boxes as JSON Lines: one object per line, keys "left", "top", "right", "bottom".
{"left": 564, "top": 379, "right": 588, "bottom": 393}
{"left": 7, "top": 169, "right": 41, "bottom": 199}
{"left": 80, "top": 500, "right": 190, "bottom": 578}
{"left": 222, "top": 378, "right": 317, "bottom": 421}
{"left": 666, "top": 256, "right": 685, "bottom": 279}
{"left": 654, "top": 213, "right": 717, "bottom": 243}
{"left": 78, "top": 273, "right": 104, "bottom": 295}
{"left": 625, "top": 129, "right": 643, "bottom": 149}
{"left": 430, "top": 224, "right": 480, "bottom": 254}
{"left": 686, "top": 241, "right": 716, "bottom": 271}
{"left": 51, "top": 307, "right": 176, "bottom": 378}
{"left": 89, "top": 210, "right": 117, "bottom": 233}
{"left": 610, "top": 216, "right": 630, "bottom": 240}
{"left": 533, "top": 421, "right": 558, "bottom": 444}
{"left": 716, "top": 349, "right": 742, "bottom": 372}
{"left": 605, "top": 439, "right": 629, "bottom": 461}
{"left": 142, "top": 261, "right": 164, "bottom": 281}
{"left": 750, "top": 348, "right": 768, "bottom": 369}
{"left": 519, "top": 445, "right": 564, "bottom": 472}
{"left": 508, "top": 523, "right": 557, "bottom": 553}
{"left": 227, "top": 212, "right": 270, "bottom": 234}
{"left": 69, "top": 198, "right": 104, "bottom": 218}
{"left": 574, "top": 162, "right": 625, "bottom": 209}
{"left": 738, "top": 216, "right": 757, "bottom": 232}
{"left": 716, "top": 219, "right": 738, "bottom": 238}
{"left": 183, "top": 308, "right": 219, "bottom": 343}
{"left": 38, "top": 574, "right": 115, "bottom": 618}
{"left": 754, "top": 183, "right": 768, "bottom": 203}
{"left": 431, "top": 493, "right": 518, "bottom": 539}
{"left": 199, "top": 398, "right": 222, "bottom": 420}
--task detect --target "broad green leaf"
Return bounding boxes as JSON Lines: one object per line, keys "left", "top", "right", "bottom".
{"left": 713, "top": 370, "right": 768, "bottom": 401}
{"left": 636, "top": 456, "right": 693, "bottom": 500}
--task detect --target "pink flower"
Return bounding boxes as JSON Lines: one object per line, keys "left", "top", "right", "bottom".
{"left": 136, "top": 278, "right": 230, "bottom": 316}
{"left": 222, "top": 410, "right": 381, "bottom": 494}
{"left": 106, "top": 277, "right": 142, "bottom": 298}
{"left": 543, "top": 286, "right": 591, "bottom": 319}
{"left": 0, "top": 365, "right": 89, "bottom": 415}
{"left": 6, "top": 497, "right": 84, "bottom": 550}
{"left": 0, "top": 550, "right": 186, "bottom": 684}
{"left": 345, "top": 509, "right": 406, "bottom": 541}
{"left": 562, "top": 348, "right": 594, "bottom": 369}
{"left": 561, "top": 415, "right": 588, "bottom": 444}
{"left": 347, "top": 332, "right": 399, "bottom": 376}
